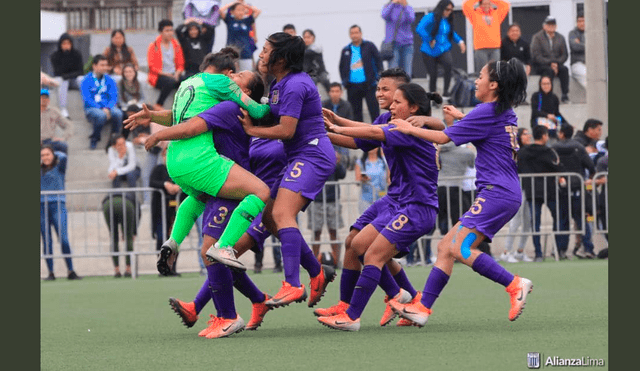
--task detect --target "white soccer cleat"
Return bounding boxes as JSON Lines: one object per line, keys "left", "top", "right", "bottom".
{"left": 206, "top": 243, "right": 246, "bottom": 271}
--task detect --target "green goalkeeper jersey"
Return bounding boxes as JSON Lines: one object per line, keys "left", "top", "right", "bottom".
{"left": 166, "top": 73, "right": 269, "bottom": 179}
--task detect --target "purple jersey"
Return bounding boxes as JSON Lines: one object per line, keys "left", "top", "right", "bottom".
{"left": 249, "top": 137, "right": 287, "bottom": 189}
{"left": 197, "top": 101, "right": 251, "bottom": 170}
{"left": 354, "top": 112, "right": 402, "bottom": 201}
{"left": 268, "top": 71, "right": 328, "bottom": 158}
{"left": 354, "top": 112, "right": 439, "bottom": 209}
{"left": 444, "top": 102, "right": 521, "bottom": 202}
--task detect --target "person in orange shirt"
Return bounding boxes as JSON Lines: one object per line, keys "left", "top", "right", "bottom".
{"left": 147, "top": 19, "right": 185, "bottom": 110}
{"left": 463, "top": 0, "right": 510, "bottom": 72}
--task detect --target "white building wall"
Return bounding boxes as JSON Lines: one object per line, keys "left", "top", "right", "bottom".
{"left": 41, "top": 11, "right": 67, "bottom": 42}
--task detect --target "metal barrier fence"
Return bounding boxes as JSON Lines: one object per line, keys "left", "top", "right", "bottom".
{"left": 41, "top": 173, "right": 608, "bottom": 278}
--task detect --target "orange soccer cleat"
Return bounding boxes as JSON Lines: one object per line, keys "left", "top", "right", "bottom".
{"left": 313, "top": 300, "right": 349, "bottom": 317}
{"left": 246, "top": 293, "right": 272, "bottom": 330}
{"left": 204, "top": 315, "right": 245, "bottom": 339}
{"left": 265, "top": 281, "right": 308, "bottom": 308}
{"left": 380, "top": 289, "right": 412, "bottom": 326}
{"left": 506, "top": 275, "right": 533, "bottom": 321}
{"left": 198, "top": 315, "right": 220, "bottom": 337}
{"left": 389, "top": 294, "right": 432, "bottom": 327}
{"left": 308, "top": 264, "right": 337, "bottom": 308}
{"left": 168, "top": 297, "right": 198, "bottom": 328}
{"left": 317, "top": 312, "right": 361, "bottom": 332}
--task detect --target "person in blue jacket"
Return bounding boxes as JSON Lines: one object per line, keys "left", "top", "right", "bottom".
{"left": 41, "top": 145, "right": 81, "bottom": 281}
{"left": 416, "top": 0, "right": 466, "bottom": 97}
{"left": 81, "top": 54, "right": 124, "bottom": 149}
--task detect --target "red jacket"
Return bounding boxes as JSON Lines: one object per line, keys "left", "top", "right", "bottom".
{"left": 147, "top": 35, "right": 185, "bottom": 87}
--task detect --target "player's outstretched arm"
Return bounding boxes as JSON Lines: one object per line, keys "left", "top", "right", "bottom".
{"left": 327, "top": 122, "right": 386, "bottom": 142}
{"left": 389, "top": 119, "right": 451, "bottom": 144}
{"left": 322, "top": 108, "right": 372, "bottom": 128}
{"left": 124, "top": 103, "right": 173, "bottom": 129}
{"left": 406, "top": 116, "right": 446, "bottom": 130}
{"left": 143, "top": 117, "right": 208, "bottom": 150}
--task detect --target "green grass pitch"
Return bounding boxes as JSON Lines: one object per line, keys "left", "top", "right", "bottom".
{"left": 41, "top": 259, "right": 607, "bottom": 371}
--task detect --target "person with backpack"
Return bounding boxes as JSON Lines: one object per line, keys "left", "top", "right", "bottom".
{"left": 416, "top": 0, "right": 466, "bottom": 98}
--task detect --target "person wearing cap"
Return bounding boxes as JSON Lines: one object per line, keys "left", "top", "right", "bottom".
{"left": 40, "top": 88, "right": 72, "bottom": 154}
{"left": 530, "top": 15, "right": 571, "bottom": 103}
{"left": 462, "top": 0, "right": 511, "bottom": 73}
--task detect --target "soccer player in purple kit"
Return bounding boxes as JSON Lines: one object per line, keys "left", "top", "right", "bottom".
{"left": 240, "top": 32, "right": 337, "bottom": 309}
{"left": 388, "top": 58, "right": 534, "bottom": 326}
{"left": 315, "top": 68, "right": 445, "bottom": 327}
{"left": 143, "top": 69, "right": 278, "bottom": 338}
{"left": 317, "top": 83, "right": 443, "bottom": 331}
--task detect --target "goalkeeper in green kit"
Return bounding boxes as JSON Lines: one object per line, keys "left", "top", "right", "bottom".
{"left": 124, "top": 48, "right": 271, "bottom": 273}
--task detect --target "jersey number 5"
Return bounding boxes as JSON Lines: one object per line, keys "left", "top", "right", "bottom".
{"left": 290, "top": 162, "right": 305, "bottom": 178}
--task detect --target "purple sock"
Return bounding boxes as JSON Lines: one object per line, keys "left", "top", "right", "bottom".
{"left": 393, "top": 269, "right": 418, "bottom": 298}
{"left": 232, "top": 270, "right": 265, "bottom": 304}
{"left": 421, "top": 266, "right": 450, "bottom": 309}
{"left": 207, "top": 263, "right": 236, "bottom": 319}
{"left": 378, "top": 265, "right": 400, "bottom": 298}
{"left": 346, "top": 265, "right": 381, "bottom": 320}
{"left": 471, "top": 253, "right": 515, "bottom": 287}
{"left": 194, "top": 279, "right": 211, "bottom": 313}
{"left": 278, "top": 227, "right": 302, "bottom": 287}
{"left": 339, "top": 268, "right": 361, "bottom": 303}
{"left": 206, "top": 265, "right": 221, "bottom": 316}
{"left": 299, "top": 238, "right": 321, "bottom": 278}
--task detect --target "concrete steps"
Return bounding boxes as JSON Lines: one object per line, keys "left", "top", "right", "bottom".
{"left": 48, "top": 85, "right": 170, "bottom": 211}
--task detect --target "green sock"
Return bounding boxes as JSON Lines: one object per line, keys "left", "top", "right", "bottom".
{"left": 218, "top": 194, "right": 266, "bottom": 249}
{"left": 170, "top": 196, "right": 205, "bottom": 247}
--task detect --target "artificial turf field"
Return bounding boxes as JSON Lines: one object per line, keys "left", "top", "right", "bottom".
{"left": 41, "top": 259, "right": 608, "bottom": 371}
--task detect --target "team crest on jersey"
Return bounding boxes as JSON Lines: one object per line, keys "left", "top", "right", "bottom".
{"left": 271, "top": 90, "right": 279, "bottom": 104}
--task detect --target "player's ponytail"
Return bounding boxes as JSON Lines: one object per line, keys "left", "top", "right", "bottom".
{"left": 488, "top": 58, "right": 528, "bottom": 114}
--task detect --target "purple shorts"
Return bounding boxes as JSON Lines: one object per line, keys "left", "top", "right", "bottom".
{"left": 202, "top": 198, "right": 239, "bottom": 239}
{"left": 379, "top": 203, "right": 437, "bottom": 258}
{"left": 246, "top": 213, "right": 271, "bottom": 253}
{"left": 270, "top": 138, "right": 335, "bottom": 211}
{"left": 458, "top": 190, "right": 521, "bottom": 241}
{"left": 203, "top": 197, "right": 271, "bottom": 252}
{"left": 351, "top": 196, "right": 398, "bottom": 232}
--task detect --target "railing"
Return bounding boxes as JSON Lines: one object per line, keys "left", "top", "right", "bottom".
{"left": 40, "top": 173, "right": 608, "bottom": 278}
{"left": 41, "top": 1, "right": 173, "bottom": 31}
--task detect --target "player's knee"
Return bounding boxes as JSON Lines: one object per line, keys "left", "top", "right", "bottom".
{"left": 270, "top": 206, "right": 294, "bottom": 228}
{"left": 452, "top": 232, "right": 477, "bottom": 261}
{"left": 344, "top": 229, "right": 358, "bottom": 250}
{"left": 436, "top": 239, "right": 451, "bottom": 257}
{"left": 350, "top": 238, "right": 368, "bottom": 257}
{"left": 254, "top": 183, "right": 271, "bottom": 204}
